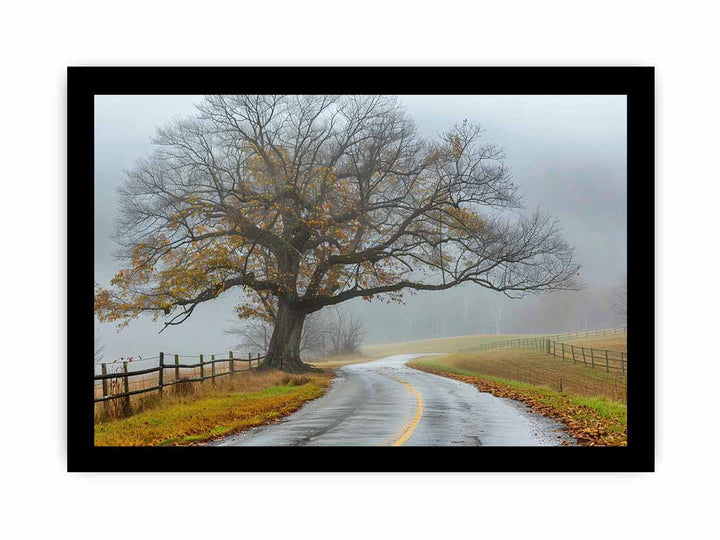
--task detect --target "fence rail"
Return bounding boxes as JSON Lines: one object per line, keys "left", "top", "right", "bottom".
{"left": 94, "top": 351, "right": 265, "bottom": 410}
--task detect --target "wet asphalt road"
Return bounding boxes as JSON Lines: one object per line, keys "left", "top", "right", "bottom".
{"left": 211, "top": 354, "right": 574, "bottom": 446}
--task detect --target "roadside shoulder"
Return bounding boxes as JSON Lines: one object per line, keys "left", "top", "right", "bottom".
{"left": 409, "top": 361, "right": 626, "bottom": 446}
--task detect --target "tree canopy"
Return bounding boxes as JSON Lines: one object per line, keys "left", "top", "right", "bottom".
{"left": 95, "top": 95, "right": 580, "bottom": 371}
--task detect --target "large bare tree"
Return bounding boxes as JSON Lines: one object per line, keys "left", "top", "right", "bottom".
{"left": 95, "top": 95, "right": 580, "bottom": 372}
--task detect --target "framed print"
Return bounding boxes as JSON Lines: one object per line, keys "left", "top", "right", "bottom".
{"left": 68, "top": 67, "right": 654, "bottom": 471}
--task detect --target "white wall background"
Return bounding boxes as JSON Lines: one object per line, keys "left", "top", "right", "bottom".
{"left": 2, "top": 2, "right": 718, "bottom": 539}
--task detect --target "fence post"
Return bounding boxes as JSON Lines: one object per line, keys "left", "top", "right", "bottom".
{"left": 175, "top": 354, "right": 179, "bottom": 380}
{"left": 605, "top": 350, "right": 609, "bottom": 373}
{"left": 553, "top": 341, "right": 556, "bottom": 356}
{"left": 158, "top": 352, "right": 164, "bottom": 399}
{"left": 248, "top": 352, "right": 252, "bottom": 370}
{"left": 211, "top": 354, "right": 216, "bottom": 386}
{"left": 122, "top": 361, "right": 131, "bottom": 416}
{"left": 591, "top": 348, "right": 595, "bottom": 369}
{"left": 571, "top": 345, "right": 576, "bottom": 364}
{"left": 621, "top": 352, "right": 625, "bottom": 375}
{"left": 229, "top": 351, "right": 234, "bottom": 374}
{"left": 101, "top": 363, "right": 109, "bottom": 415}
{"left": 200, "top": 353, "right": 204, "bottom": 381}
{"left": 561, "top": 342, "right": 565, "bottom": 359}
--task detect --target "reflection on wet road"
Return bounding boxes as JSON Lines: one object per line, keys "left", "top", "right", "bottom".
{"left": 211, "top": 354, "right": 574, "bottom": 446}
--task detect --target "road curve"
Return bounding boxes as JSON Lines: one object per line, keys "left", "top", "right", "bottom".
{"left": 211, "top": 354, "right": 574, "bottom": 446}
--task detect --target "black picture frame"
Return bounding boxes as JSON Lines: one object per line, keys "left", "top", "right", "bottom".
{"left": 68, "top": 67, "right": 654, "bottom": 472}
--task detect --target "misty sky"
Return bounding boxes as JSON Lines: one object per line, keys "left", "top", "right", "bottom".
{"left": 94, "top": 95, "right": 627, "bottom": 361}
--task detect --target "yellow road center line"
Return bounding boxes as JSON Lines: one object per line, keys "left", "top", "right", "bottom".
{"left": 391, "top": 377, "right": 423, "bottom": 446}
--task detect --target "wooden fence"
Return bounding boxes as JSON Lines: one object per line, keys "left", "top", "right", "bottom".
{"left": 94, "top": 351, "right": 264, "bottom": 413}
{"left": 545, "top": 339, "right": 627, "bottom": 374}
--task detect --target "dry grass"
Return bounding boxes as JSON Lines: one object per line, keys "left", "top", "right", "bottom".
{"left": 564, "top": 334, "right": 627, "bottom": 353}
{"left": 94, "top": 359, "right": 260, "bottom": 420}
{"left": 422, "top": 348, "right": 627, "bottom": 403}
{"left": 361, "top": 333, "right": 531, "bottom": 357}
{"left": 95, "top": 365, "right": 321, "bottom": 422}
{"left": 94, "top": 369, "right": 333, "bottom": 446}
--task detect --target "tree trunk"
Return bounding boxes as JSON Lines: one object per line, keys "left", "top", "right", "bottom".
{"left": 261, "top": 300, "right": 311, "bottom": 373}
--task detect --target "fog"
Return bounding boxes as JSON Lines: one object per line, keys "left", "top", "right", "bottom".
{"left": 94, "top": 95, "right": 626, "bottom": 361}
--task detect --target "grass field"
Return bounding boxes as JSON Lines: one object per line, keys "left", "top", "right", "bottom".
{"left": 361, "top": 333, "right": 531, "bottom": 357}
{"left": 418, "top": 347, "right": 627, "bottom": 403}
{"left": 94, "top": 369, "right": 332, "bottom": 446}
{"left": 564, "top": 334, "right": 627, "bottom": 353}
